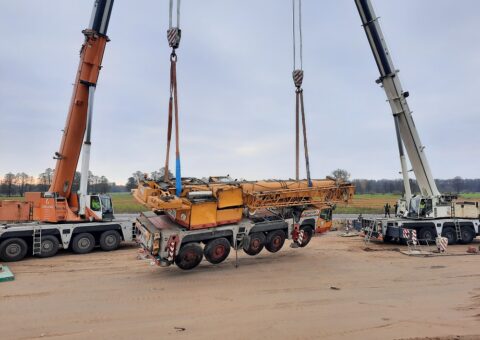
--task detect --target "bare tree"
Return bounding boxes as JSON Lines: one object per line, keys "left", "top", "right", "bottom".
{"left": 38, "top": 168, "right": 54, "bottom": 191}
{"left": 98, "top": 176, "right": 109, "bottom": 193}
{"left": 453, "top": 176, "right": 463, "bottom": 193}
{"left": 151, "top": 167, "right": 174, "bottom": 181}
{"left": 15, "top": 172, "right": 29, "bottom": 196}
{"left": 71, "top": 171, "right": 81, "bottom": 193}
{"left": 330, "top": 169, "right": 351, "bottom": 182}
{"left": 126, "top": 177, "right": 137, "bottom": 191}
{"left": 3, "top": 173, "right": 16, "bottom": 196}
{"left": 133, "top": 171, "right": 147, "bottom": 184}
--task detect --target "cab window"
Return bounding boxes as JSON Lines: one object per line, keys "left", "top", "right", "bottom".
{"left": 90, "top": 196, "right": 101, "bottom": 211}
{"left": 320, "top": 209, "right": 332, "bottom": 222}
{"left": 101, "top": 196, "right": 112, "bottom": 212}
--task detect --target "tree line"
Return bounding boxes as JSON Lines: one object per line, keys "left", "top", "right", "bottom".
{"left": 2, "top": 167, "right": 479, "bottom": 196}
{"left": 352, "top": 177, "right": 480, "bottom": 195}
{"left": 0, "top": 169, "right": 125, "bottom": 197}
{"left": 329, "top": 169, "right": 480, "bottom": 194}
{"left": 125, "top": 168, "right": 174, "bottom": 191}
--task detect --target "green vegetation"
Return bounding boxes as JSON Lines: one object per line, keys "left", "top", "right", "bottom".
{"left": 110, "top": 193, "right": 146, "bottom": 214}
{"left": 0, "top": 196, "right": 24, "bottom": 201}
{"left": 351, "top": 194, "right": 400, "bottom": 199}
{"left": 334, "top": 206, "right": 381, "bottom": 214}
{"left": 460, "top": 193, "right": 480, "bottom": 199}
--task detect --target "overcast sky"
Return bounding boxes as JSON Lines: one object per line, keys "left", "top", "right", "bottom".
{"left": 1, "top": 0, "right": 479, "bottom": 185}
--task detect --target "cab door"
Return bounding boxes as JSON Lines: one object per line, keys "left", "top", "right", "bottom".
{"left": 99, "top": 195, "right": 114, "bottom": 221}
{"left": 317, "top": 208, "right": 333, "bottom": 233}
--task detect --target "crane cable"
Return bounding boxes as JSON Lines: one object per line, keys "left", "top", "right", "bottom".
{"left": 292, "top": 0, "right": 312, "bottom": 187}
{"left": 164, "top": 0, "right": 183, "bottom": 196}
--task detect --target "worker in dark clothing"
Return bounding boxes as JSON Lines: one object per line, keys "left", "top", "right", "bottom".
{"left": 384, "top": 203, "right": 391, "bottom": 218}
{"left": 393, "top": 203, "right": 399, "bottom": 216}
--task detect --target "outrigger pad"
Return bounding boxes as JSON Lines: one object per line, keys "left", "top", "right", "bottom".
{"left": 0, "top": 265, "right": 14, "bottom": 282}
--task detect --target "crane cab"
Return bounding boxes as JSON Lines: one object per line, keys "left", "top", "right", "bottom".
{"left": 316, "top": 207, "right": 333, "bottom": 233}
{"left": 85, "top": 194, "right": 114, "bottom": 221}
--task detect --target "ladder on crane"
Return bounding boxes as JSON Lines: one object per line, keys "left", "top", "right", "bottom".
{"left": 363, "top": 219, "right": 378, "bottom": 244}
{"left": 32, "top": 227, "right": 42, "bottom": 255}
{"left": 451, "top": 204, "right": 462, "bottom": 241}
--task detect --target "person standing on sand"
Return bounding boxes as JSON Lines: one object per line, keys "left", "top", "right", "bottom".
{"left": 384, "top": 203, "right": 391, "bottom": 218}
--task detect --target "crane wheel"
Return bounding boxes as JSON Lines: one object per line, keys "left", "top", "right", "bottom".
{"left": 38, "top": 235, "right": 59, "bottom": 258}
{"left": 458, "top": 226, "right": 475, "bottom": 244}
{"left": 265, "top": 230, "right": 286, "bottom": 253}
{"left": 383, "top": 236, "right": 394, "bottom": 243}
{"left": 204, "top": 238, "right": 231, "bottom": 264}
{"left": 441, "top": 227, "right": 456, "bottom": 245}
{"left": 0, "top": 238, "right": 28, "bottom": 262}
{"left": 175, "top": 243, "right": 203, "bottom": 270}
{"left": 71, "top": 233, "right": 95, "bottom": 254}
{"left": 297, "top": 226, "right": 314, "bottom": 247}
{"left": 243, "top": 232, "right": 266, "bottom": 256}
{"left": 99, "top": 230, "right": 121, "bottom": 251}
{"left": 418, "top": 227, "right": 436, "bottom": 243}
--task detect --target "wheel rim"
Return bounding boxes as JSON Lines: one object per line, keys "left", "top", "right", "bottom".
{"left": 302, "top": 230, "right": 311, "bottom": 244}
{"left": 252, "top": 238, "right": 261, "bottom": 251}
{"left": 184, "top": 250, "right": 197, "bottom": 262}
{"left": 42, "top": 240, "right": 53, "bottom": 252}
{"left": 212, "top": 245, "right": 226, "bottom": 260}
{"left": 105, "top": 235, "right": 116, "bottom": 247}
{"left": 273, "top": 236, "right": 281, "bottom": 247}
{"left": 6, "top": 243, "right": 21, "bottom": 257}
{"left": 444, "top": 231, "right": 454, "bottom": 243}
{"left": 461, "top": 229, "right": 472, "bottom": 241}
{"left": 78, "top": 237, "right": 91, "bottom": 250}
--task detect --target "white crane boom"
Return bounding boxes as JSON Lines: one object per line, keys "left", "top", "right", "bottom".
{"left": 354, "top": 0, "right": 440, "bottom": 198}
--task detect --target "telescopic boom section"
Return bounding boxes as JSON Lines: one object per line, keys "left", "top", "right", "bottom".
{"left": 49, "top": 0, "right": 113, "bottom": 199}
{"left": 354, "top": 0, "right": 440, "bottom": 197}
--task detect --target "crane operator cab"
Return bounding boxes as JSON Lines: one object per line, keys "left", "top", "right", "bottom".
{"left": 408, "top": 196, "right": 433, "bottom": 219}
{"left": 87, "top": 194, "right": 114, "bottom": 221}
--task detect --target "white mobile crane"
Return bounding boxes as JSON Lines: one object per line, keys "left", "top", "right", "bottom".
{"left": 355, "top": 0, "right": 479, "bottom": 244}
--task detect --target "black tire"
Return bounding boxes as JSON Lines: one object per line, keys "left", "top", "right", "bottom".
{"left": 458, "top": 226, "right": 475, "bottom": 244}
{"left": 99, "top": 230, "right": 121, "bottom": 251}
{"left": 265, "top": 230, "right": 286, "bottom": 253}
{"left": 441, "top": 226, "right": 456, "bottom": 245}
{"left": 383, "top": 235, "right": 394, "bottom": 244}
{"left": 175, "top": 243, "right": 203, "bottom": 270}
{"left": 418, "top": 227, "right": 436, "bottom": 243}
{"left": 243, "top": 232, "right": 266, "bottom": 256}
{"left": 38, "top": 235, "right": 59, "bottom": 258}
{"left": 298, "top": 226, "right": 314, "bottom": 247}
{"left": 0, "top": 238, "right": 28, "bottom": 262}
{"left": 71, "top": 233, "right": 95, "bottom": 254}
{"left": 204, "top": 237, "right": 231, "bottom": 264}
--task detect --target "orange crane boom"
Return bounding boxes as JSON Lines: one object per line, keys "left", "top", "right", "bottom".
{"left": 50, "top": 0, "right": 112, "bottom": 201}
{"left": 0, "top": 0, "right": 114, "bottom": 223}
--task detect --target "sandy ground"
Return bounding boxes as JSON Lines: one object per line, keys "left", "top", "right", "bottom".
{"left": 1, "top": 232, "right": 479, "bottom": 340}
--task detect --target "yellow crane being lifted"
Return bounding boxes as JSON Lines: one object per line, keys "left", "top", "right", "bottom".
{"left": 134, "top": 176, "right": 354, "bottom": 270}
{"left": 131, "top": 1, "right": 355, "bottom": 270}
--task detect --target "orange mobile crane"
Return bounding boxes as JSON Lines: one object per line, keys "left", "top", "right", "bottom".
{"left": 0, "top": 0, "right": 134, "bottom": 262}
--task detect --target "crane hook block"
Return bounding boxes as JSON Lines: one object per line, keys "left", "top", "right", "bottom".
{"left": 292, "top": 69, "right": 304, "bottom": 88}
{"left": 167, "top": 27, "right": 181, "bottom": 49}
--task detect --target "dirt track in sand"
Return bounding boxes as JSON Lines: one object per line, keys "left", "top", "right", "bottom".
{"left": 1, "top": 232, "right": 479, "bottom": 340}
